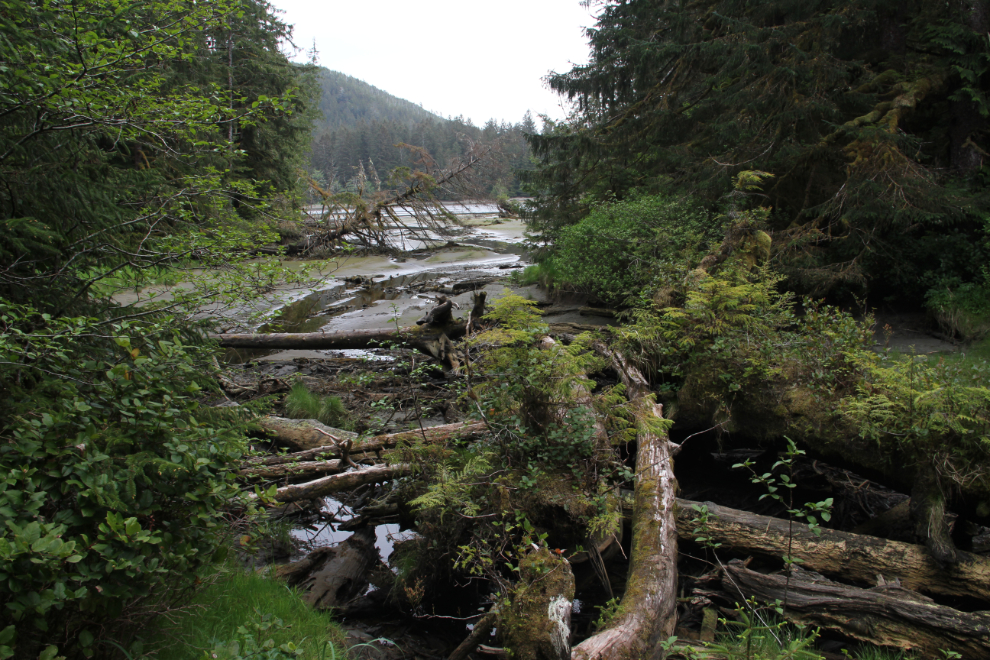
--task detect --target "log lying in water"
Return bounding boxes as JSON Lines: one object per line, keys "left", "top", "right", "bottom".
{"left": 573, "top": 347, "right": 678, "bottom": 660}
{"left": 211, "top": 322, "right": 598, "bottom": 353}
{"left": 722, "top": 559, "right": 990, "bottom": 657}
{"left": 212, "top": 323, "right": 467, "bottom": 352}
{"left": 257, "top": 417, "right": 485, "bottom": 453}
{"left": 249, "top": 463, "right": 412, "bottom": 503}
{"left": 671, "top": 499, "right": 990, "bottom": 603}
{"left": 277, "top": 527, "right": 381, "bottom": 609}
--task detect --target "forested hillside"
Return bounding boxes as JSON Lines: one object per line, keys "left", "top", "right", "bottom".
{"left": 313, "top": 69, "right": 438, "bottom": 130}
{"left": 308, "top": 68, "right": 537, "bottom": 198}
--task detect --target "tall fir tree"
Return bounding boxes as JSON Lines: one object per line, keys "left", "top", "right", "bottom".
{"left": 526, "top": 0, "right": 990, "bottom": 299}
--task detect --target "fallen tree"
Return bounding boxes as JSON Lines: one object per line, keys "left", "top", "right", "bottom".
{"left": 572, "top": 347, "right": 678, "bottom": 660}
{"left": 212, "top": 322, "right": 603, "bottom": 354}
{"left": 212, "top": 323, "right": 467, "bottom": 352}
{"left": 671, "top": 499, "right": 990, "bottom": 603}
{"left": 722, "top": 560, "right": 990, "bottom": 657}
{"left": 248, "top": 463, "right": 412, "bottom": 503}
{"left": 256, "top": 418, "right": 486, "bottom": 453}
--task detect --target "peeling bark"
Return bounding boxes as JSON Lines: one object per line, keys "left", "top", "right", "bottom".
{"left": 671, "top": 499, "right": 990, "bottom": 603}
{"left": 722, "top": 560, "right": 990, "bottom": 657}
{"left": 573, "top": 346, "right": 678, "bottom": 660}
{"left": 248, "top": 463, "right": 412, "bottom": 503}
{"left": 257, "top": 418, "right": 485, "bottom": 453}
{"left": 256, "top": 416, "right": 357, "bottom": 451}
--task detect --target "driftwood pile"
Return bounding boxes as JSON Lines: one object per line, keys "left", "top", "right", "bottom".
{"left": 220, "top": 298, "right": 990, "bottom": 660}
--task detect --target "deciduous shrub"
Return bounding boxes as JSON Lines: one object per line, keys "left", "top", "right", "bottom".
{"left": 0, "top": 304, "right": 257, "bottom": 658}
{"left": 545, "top": 194, "right": 722, "bottom": 304}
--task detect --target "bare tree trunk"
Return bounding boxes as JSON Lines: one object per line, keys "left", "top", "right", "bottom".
{"left": 256, "top": 416, "right": 357, "bottom": 451}
{"left": 449, "top": 612, "right": 498, "bottom": 660}
{"left": 722, "top": 560, "right": 990, "bottom": 657}
{"left": 238, "top": 458, "right": 345, "bottom": 481}
{"left": 671, "top": 499, "right": 990, "bottom": 603}
{"left": 212, "top": 323, "right": 467, "bottom": 352}
{"left": 573, "top": 347, "right": 678, "bottom": 660}
{"left": 247, "top": 463, "right": 411, "bottom": 503}
{"left": 256, "top": 418, "right": 486, "bottom": 454}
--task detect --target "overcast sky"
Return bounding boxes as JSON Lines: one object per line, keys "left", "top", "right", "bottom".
{"left": 271, "top": 0, "right": 597, "bottom": 127}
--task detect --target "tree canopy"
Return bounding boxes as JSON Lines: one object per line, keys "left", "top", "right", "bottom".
{"left": 526, "top": 0, "right": 990, "bottom": 300}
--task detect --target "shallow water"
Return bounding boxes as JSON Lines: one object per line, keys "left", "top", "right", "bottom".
{"left": 291, "top": 495, "right": 415, "bottom": 565}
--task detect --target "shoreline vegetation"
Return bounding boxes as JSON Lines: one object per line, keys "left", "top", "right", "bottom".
{"left": 5, "top": 1, "right": 990, "bottom": 659}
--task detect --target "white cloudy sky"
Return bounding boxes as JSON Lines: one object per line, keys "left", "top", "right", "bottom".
{"left": 271, "top": 0, "right": 597, "bottom": 126}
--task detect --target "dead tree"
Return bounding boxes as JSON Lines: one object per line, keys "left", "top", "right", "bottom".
{"left": 723, "top": 560, "right": 990, "bottom": 657}
{"left": 573, "top": 346, "right": 678, "bottom": 660}
{"left": 306, "top": 143, "right": 498, "bottom": 253}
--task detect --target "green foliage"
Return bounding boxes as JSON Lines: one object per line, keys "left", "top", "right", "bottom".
{"left": 925, "top": 277, "right": 990, "bottom": 340}
{"left": 283, "top": 382, "right": 350, "bottom": 429}
{"left": 526, "top": 0, "right": 990, "bottom": 300}
{"left": 147, "top": 563, "right": 342, "bottom": 660}
{"left": 471, "top": 294, "right": 606, "bottom": 469}
{"left": 0, "top": 0, "right": 317, "bottom": 313}
{"left": 843, "top": 350, "right": 990, "bottom": 494}
{"left": 544, "top": 193, "right": 722, "bottom": 305}
{"left": 664, "top": 600, "right": 822, "bottom": 660}
{"left": 615, "top": 257, "right": 795, "bottom": 400}
{"left": 0, "top": 303, "right": 260, "bottom": 657}
{"left": 205, "top": 611, "right": 305, "bottom": 660}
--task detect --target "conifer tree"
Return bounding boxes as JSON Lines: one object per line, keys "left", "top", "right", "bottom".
{"left": 527, "top": 0, "right": 990, "bottom": 297}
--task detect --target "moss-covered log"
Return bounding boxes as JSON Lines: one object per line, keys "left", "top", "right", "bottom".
{"left": 449, "top": 612, "right": 497, "bottom": 660}
{"left": 248, "top": 463, "right": 411, "bottom": 503}
{"left": 237, "top": 458, "right": 346, "bottom": 481}
{"left": 500, "top": 548, "right": 575, "bottom": 660}
{"left": 573, "top": 347, "right": 677, "bottom": 660}
{"left": 671, "top": 499, "right": 990, "bottom": 603}
{"left": 258, "top": 417, "right": 485, "bottom": 452}
{"left": 722, "top": 560, "right": 990, "bottom": 657}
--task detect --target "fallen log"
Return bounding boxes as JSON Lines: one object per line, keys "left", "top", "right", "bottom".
{"left": 722, "top": 560, "right": 990, "bottom": 657}
{"left": 671, "top": 499, "right": 990, "bottom": 603}
{"left": 257, "top": 417, "right": 484, "bottom": 453}
{"left": 573, "top": 347, "right": 678, "bottom": 660}
{"left": 249, "top": 463, "right": 412, "bottom": 503}
{"left": 500, "top": 548, "right": 575, "bottom": 660}
{"left": 237, "top": 458, "right": 346, "bottom": 481}
{"left": 212, "top": 323, "right": 467, "bottom": 352}
{"left": 211, "top": 323, "right": 595, "bottom": 352}
{"left": 256, "top": 417, "right": 357, "bottom": 451}
{"left": 449, "top": 612, "right": 497, "bottom": 660}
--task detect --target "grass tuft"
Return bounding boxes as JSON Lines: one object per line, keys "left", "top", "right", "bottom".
{"left": 147, "top": 562, "right": 344, "bottom": 659}
{"left": 284, "top": 382, "right": 350, "bottom": 429}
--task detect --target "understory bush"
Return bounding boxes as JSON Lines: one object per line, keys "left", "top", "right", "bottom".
{"left": 925, "top": 277, "right": 990, "bottom": 340}
{"left": 149, "top": 562, "right": 344, "bottom": 660}
{"left": 283, "top": 382, "right": 350, "bottom": 429}
{"left": 544, "top": 193, "right": 722, "bottom": 305}
{"left": 0, "top": 304, "right": 258, "bottom": 658}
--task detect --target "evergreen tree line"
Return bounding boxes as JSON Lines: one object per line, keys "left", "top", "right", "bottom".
{"left": 313, "top": 68, "right": 439, "bottom": 130}
{"left": 308, "top": 68, "right": 539, "bottom": 199}
{"left": 523, "top": 0, "right": 990, "bottom": 314}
